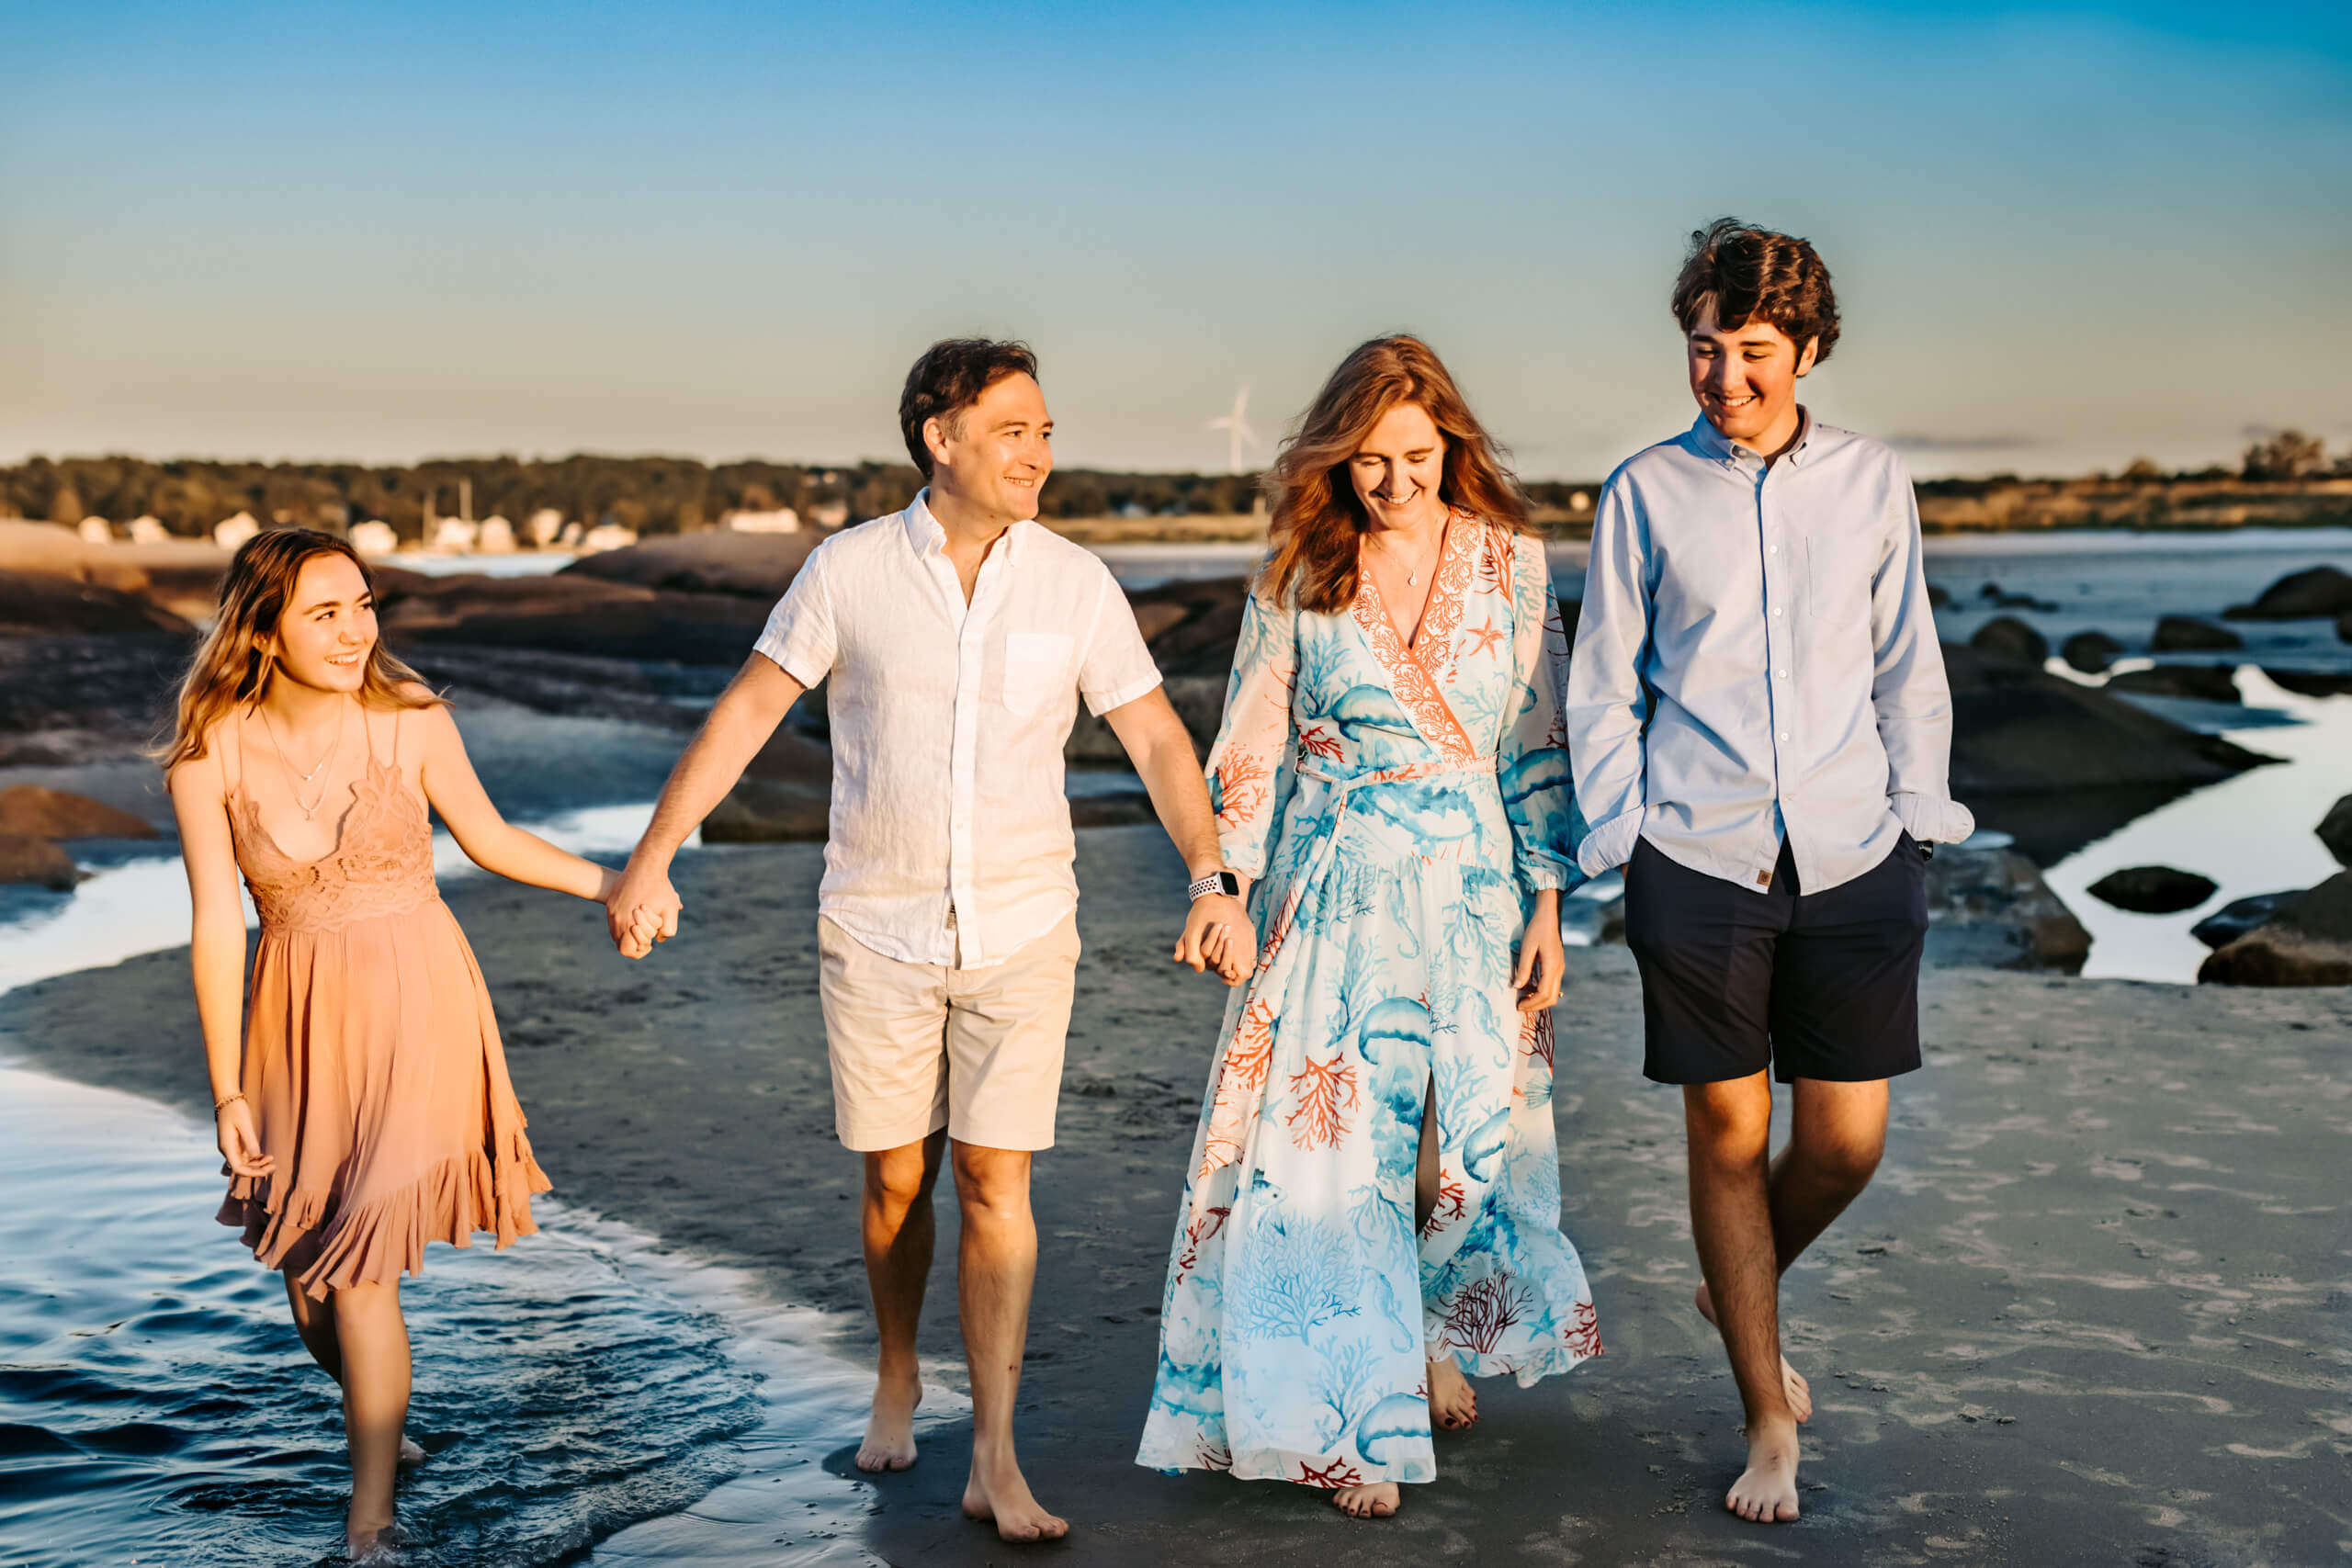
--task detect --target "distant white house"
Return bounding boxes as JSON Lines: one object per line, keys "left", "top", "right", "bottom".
{"left": 527, "top": 509, "right": 566, "bottom": 548}
{"left": 433, "top": 517, "right": 479, "bottom": 553}
{"left": 558, "top": 520, "right": 584, "bottom": 547}
{"left": 213, "top": 512, "right": 260, "bottom": 551}
{"left": 723, "top": 507, "right": 800, "bottom": 534}
{"left": 128, "top": 516, "right": 168, "bottom": 544}
{"left": 580, "top": 523, "right": 638, "bottom": 553}
{"left": 477, "top": 515, "right": 516, "bottom": 553}
{"left": 349, "top": 520, "right": 400, "bottom": 557}
{"left": 77, "top": 517, "right": 113, "bottom": 545}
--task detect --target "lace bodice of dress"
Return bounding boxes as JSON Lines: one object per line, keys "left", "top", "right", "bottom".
{"left": 231, "top": 758, "right": 437, "bottom": 932}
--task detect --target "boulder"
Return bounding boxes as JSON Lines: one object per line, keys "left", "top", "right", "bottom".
{"left": 2104, "top": 664, "right": 2243, "bottom": 704}
{"left": 560, "top": 529, "right": 826, "bottom": 601}
{"left": 698, "top": 721, "right": 837, "bottom": 842}
{"left": 2224, "top": 565, "right": 2352, "bottom": 620}
{"left": 0, "top": 519, "right": 150, "bottom": 594}
{"left": 0, "top": 833, "right": 80, "bottom": 890}
{"left": 1067, "top": 674, "right": 1227, "bottom": 763}
{"left": 2340, "top": 611, "right": 2352, "bottom": 646}
{"left": 1922, "top": 843, "right": 2092, "bottom": 974}
{"left": 1968, "top": 615, "right": 2049, "bottom": 666}
{"left": 2199, "top": 871, "right": 2352, "bottom": 986}
{"left": 2318, "top": 794, "right": 2352, "bottom": 865}
{"left": 2086, "top": 864, "right": 2219, "bottom": 914}
{"left": 2150, "top": 615, "right": 2243, "bottom": 652}
{"left": 2190, "top": 891, "right": 2305, "bottom": 950}
{"left": 0, "top": 570, "right": 195, "bottom": 637}
{"left": 0, "top": 785, "right": 156, "bottom": 840}
{"left": 377, "top": 570, "right": 771, "bottom": 666}
{"left": 1941, "top": 643, "right": 2272, "bottom": 795}
{"left": 2261, "top": 668, "right": 2352, "bottom": 697}
{"left": 2061, "top": 630, "right": 2123, "bottom": 674}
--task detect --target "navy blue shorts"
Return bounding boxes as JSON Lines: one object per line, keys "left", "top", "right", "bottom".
{"left": 1623, "top": 834, "right": 1928, "bottom": 1086}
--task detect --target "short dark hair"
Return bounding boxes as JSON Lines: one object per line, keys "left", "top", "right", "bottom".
{"left": 1670, "top": 219, "right": 1840, "bottom": 365}
{"left": 899, "top": 339, "right": 1039, "bottom": 477}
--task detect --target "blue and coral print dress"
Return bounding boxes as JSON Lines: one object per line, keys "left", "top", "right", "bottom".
{"left": 1137, "top": 514, "right": 1600, "bottom": 1492}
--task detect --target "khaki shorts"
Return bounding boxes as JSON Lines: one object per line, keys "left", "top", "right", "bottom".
{"left": 815, "top": 912, "right": 1080, "bottom": 1153}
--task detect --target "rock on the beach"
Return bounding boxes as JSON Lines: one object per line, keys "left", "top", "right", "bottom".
{"left": 2226, "top": 565, "right": 2352, "bottom": 620}
{"left": 0, "top": 570, "right": 194, "bottom": 637}
{"left": 0, "top": 785, "right": 156, "bottom": 840}
{"left": 2087, "top": 864, "right": 2220, "bottom": 914}
{"left": 2191, "top": 891, "right": 2306, "bottom": 950}
{"left": 2150, "top": 615, "right": 2243, "bottom": 652}
{"left": 1941, "top": 643, "right": 2271, "bottom": 795}
{"left": 2263, "top": 668, "right": 2352, "bottom": 697}
{"left": 0, "top": 833, "right": 80, "bottom": 890}
{"left": 2317, "top": 794, "right": 2352, "bottom": 865}
{"left": 1923, "top": 843, "right": 2092, "bottom": 974}
{"left": 1969, "top": 615, "right": 2049, "bottom": 666}
{"left": 2104, "top": 663, "right": 2244, "bottom": 704}
{"left": 377, "top": 570, "right": 771, "bottom": 666}
{"left": 560, "top": 529, "right": 826, "bottom": 601}
{"left": 2199, "top": 871, "right": 2352, "bottom": 986}
{"left": 699, "top": 722, "right": 834, "bottom": 842}
{"left": 2061, "top": 630, "right": 2123, "bottom": 673}
{"left": 1067, "top": 673, "right": 1227, "bottom": 763}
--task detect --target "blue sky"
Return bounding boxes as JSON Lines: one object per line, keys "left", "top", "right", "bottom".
{"left": 4, "top": 2, "right": 2347, "bottom": 478}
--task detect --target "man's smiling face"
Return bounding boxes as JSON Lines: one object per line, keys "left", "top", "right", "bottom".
{"left": 930, "top": 371, "right": 1054, "bottom": 523}
{"left": 1685, "top": 301, "right": 1817, "bottom": 451}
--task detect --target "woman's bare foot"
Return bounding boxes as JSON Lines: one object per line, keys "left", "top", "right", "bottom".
{"left": 1427, "top": 1355, "right": 1478, "bottom": 1431}
{"left": 1725, "top": 1414, "right": 1801, "bottom": 1523}
{"left": 1695, "top": 1282, "right": 1811, "bottom": 1422}
{"left": 1331, "top": 1481, "right": 1399, "bottom": 1518}
{"left": 962, "top": 1443, "right": 1068, "bottom": 1542}
{"left": 345, "top": 1515, "right": 402, "bottom": 1563}
{"left": 855, "top": 1372, "right": 922, "bottom": 1472}
{"left": 396, "top": 1436, "right": 425, "bottom": 1470}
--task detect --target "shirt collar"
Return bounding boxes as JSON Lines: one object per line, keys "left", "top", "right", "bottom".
{"left": 1688, "top": 406, "right": 1815, "bottom": 469}
{"left": 900, "top": 487, "right": 1030, "bottom": 562}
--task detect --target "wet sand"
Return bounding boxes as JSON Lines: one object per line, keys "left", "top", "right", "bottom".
{"left": 6, "top": 826, "right": 2346, "bottom": 1566}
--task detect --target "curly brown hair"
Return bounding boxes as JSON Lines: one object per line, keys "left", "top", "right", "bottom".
{"left": 1262, "top": 335, "right": 1531, "bottom": 615}
{"left": 1670, "top": 219, "right": 1840, "bottom": 364}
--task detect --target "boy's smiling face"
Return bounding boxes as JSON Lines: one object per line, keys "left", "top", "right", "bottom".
{"left": 1685, "top": 300, "right": 1818, "bottom": 452}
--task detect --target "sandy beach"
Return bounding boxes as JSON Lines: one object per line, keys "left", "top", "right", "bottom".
{"left": 5, "top": 824, "right": 2346, "bottom": 1566}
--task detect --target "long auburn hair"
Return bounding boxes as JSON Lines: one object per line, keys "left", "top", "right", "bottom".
{"left": 156, "top": 527, "right": 443, "bottom": 770}
{"left": 1263, "top": 335, "right": 1532, "bottom": 613}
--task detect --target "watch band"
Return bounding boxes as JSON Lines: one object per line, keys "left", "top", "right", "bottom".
{"left": 1188, "top": 870, "right": 1241, "bottom": 901}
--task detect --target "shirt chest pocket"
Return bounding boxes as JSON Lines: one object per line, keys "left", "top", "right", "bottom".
{"left": 1000, "top": 631, "right": 1076, "bottom": 716}
{"left": 1805, "top": 536, "right": 1871, "bottom": 630}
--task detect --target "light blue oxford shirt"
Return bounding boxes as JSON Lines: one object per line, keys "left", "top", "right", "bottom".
{"left": 1566, "top": 411, "right": 1974, "bottom": 897}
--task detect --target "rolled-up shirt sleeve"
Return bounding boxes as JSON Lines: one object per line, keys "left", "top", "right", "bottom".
{"left": 1565, "top": 473, "right": 1654, "bottom": 875}
{"left": 1077, "top": 563, "right": 1165, "bottom": 716}
{"left": 752, "top": 543, "right": 839, "bottom": 687}
{"left": 1871, "top": 464, "right": 1975, "bottom": 844}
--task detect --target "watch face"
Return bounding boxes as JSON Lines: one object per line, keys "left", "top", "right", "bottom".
{"left": 1216, "top": 871, "right": 1241, "bottom": 897}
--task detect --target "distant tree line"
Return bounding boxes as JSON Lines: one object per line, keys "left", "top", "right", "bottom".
{"left": 0, "top": 454, "right": 1608, "bottom": 538}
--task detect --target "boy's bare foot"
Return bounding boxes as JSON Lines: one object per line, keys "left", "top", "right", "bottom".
{"left": 1427, "top": 1355, "right": 1478, "bottom": 1431}
{"left": 1724, "top": 1414, "right": 1802, "bottom": 1524}
{"left": 1331, "top": 1481, "right": 1399, "bottom": 1518}
{"left": 1696, "top": 1282, "right": 1811, "bottom": 1422}
{"left": 962, "top": 1444, "right": 1068, "bottom": 1542}
{"left": 397, "top": 1436, "right": 425, "bottom": 1469}
{"left": 855, "top": 1372, "right": 922, "bottom": 1472}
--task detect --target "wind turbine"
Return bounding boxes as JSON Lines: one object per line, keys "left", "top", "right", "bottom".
{"left": 1208, "top": 386, "right": 1261, "bottom": 475}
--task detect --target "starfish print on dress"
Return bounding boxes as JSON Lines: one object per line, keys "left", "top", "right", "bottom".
{"left": 1465, "top": 619, "right": 1506, "bottom": 659}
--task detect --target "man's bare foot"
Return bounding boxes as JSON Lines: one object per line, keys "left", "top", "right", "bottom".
{"left": 1331, "top": 1481, "right": 1399, "bottom": 1518}
{"left": 962, "top": 1445, "right": 1068, "bottom": 1542}
{"left": 397, "top": 1436, "right": 425, "bottom": 1470}
{"left": 1696, "top": 1281, "right": 1812, "bottom": 1422}
{"left": 1427, "top": 1355, "right": 1478, "bottom": 1431}
{"left": 855, "top": 1372, "right": 922, "bottom": 1472}
{"left": 1724, "top": 1415, "right": 1802, "bottom": 1524}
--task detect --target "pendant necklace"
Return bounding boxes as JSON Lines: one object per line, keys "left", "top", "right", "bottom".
{"left": 260, "top": 698, "right": 345, "bottom": 820}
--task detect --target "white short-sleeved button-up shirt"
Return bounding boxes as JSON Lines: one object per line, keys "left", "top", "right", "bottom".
{"left": 753, "top": 491, "right": 1162, "bottom": 969}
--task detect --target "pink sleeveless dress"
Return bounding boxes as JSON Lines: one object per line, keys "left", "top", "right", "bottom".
{"left": 216, "top": 707, "right": 551, "bottom": 1299}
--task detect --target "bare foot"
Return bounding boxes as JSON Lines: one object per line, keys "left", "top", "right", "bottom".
{"left": 1427, "top": 1355, "right": 1478, "bottom": 1432}
{"left": 962, "top": 1445, "right": 1068, "bottom": 1542}
{"left": 397, "top": 1436, "right": 425, "bottom": 1470}
{"left": 1696, "top": 1282, "right": 1812, "bottom": 1422}
{"left": 855, "top": 1372, "right": 921, "bottom": 1472}
{"left": 1724, "top": 1415, "right": 1802, "bottom": 1524}
{"left": 345, "top": 1517, "right": 402, "bottom": 1563}
{"left": 1331, "top": 1481, "right": 1399, "bottom": 1518}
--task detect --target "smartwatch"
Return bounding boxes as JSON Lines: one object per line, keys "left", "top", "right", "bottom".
{"left": 1188, "top": 870, "right": 1242, "bottom": 901}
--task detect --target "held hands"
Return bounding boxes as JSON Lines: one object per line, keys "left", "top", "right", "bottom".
{"left": 216, "top": 1097, "right": 272, "bottom": 1180}
{"left": 1514, "top": 889, "right": 1565, "bottom": 1012}
{"left": 1173, "top": 889, "right": 1254, "bottom": 987}
{"left": 604, "top": 855, "right": 684, "bottom": 961}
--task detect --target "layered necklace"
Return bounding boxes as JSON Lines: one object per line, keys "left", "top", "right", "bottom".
{"left": 259, "top": 697, "right": 346, "bottom": 820}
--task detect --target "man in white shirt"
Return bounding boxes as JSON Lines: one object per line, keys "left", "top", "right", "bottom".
{"left": 605, "top": 340, "right": 1250, "bottom": 1544}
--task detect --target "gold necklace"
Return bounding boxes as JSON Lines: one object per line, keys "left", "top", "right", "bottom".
{"left": 259, "top": 699, "right": 345, "bottom": 820}
{"left": 1371, "top": 513, "right": 1449, "bottom": 587}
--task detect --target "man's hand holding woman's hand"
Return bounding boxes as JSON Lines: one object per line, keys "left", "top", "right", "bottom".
{"left": 1174, "top": 879, "right": 1254, "bottom": 987}
{"left": 605, "top": 853, "right": 684, "bottom": 961}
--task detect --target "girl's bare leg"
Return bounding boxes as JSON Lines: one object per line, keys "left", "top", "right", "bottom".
{"left": 286, "top": 1262, "right": 424, "bottom": 1468}
{"left": 1413, "top": 1077, "right": 1476, "bottom": 1433}
{"left": 330, "top": 1280, "right": 412, "bottom": 1554}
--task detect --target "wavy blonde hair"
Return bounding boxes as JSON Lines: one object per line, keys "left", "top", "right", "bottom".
{"left": 1263, "top": 335, "right": 1532, "bottom": 614}
{"left": 156, "top": 527, "right": 443, "bottom": 770}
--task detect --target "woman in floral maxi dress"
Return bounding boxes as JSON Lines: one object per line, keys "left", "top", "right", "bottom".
{"left": 1137, "top": 337, "right": 1599, "bottom": 1517}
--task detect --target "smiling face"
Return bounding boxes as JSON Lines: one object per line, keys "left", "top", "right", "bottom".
{"left": 1347, "top": 400, "right": 1449, "bottom": 535}
{"left": 1686, "top": 300, "right": 1818, "bottom": 454}
{"left": 265, "top": 552, "right": 377, "bottom": 695}
{"left": 926, "top": 371, "right": 1054, "bottom": 524}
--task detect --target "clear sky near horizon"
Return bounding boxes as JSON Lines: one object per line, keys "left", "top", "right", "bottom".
{"left": 5, "top": 1, "right": 2348, "bottom": 480}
